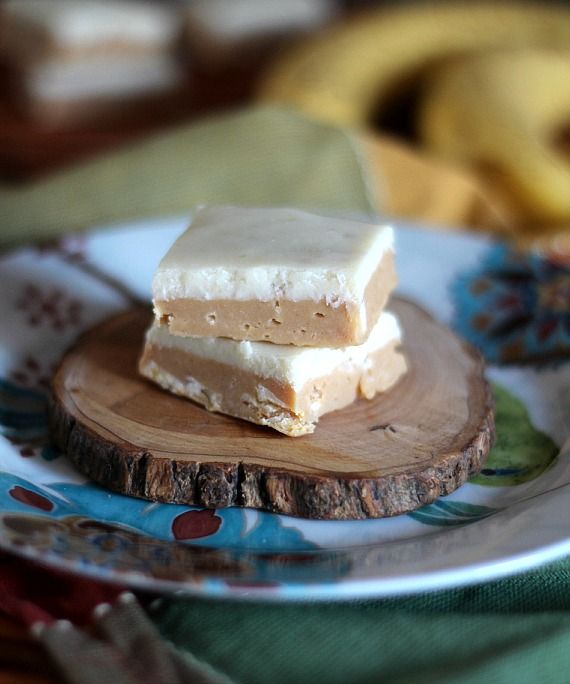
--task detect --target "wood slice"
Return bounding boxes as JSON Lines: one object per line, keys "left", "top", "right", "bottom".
{"left": 49, "top": 298, "right": 495, "bottom": 520}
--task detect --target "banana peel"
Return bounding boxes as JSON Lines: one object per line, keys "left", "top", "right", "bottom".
{"left": 419, "top": 50, "right": 570, "bottom": 226}
{"left": 259, "top": 2, "right": 570, "bottom": 247}
{"left": 259, "top": 2, "right": 570, "bottom": 128}
{"left": 360, "top": 132, "right": 510, "bottom": 233}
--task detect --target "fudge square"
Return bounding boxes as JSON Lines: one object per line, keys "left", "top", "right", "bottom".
{"left": 139, "top": 310, "right": 407, "bottom": 437}
{"left": 0, "top": 0, "right": 183, "bottom": 127}
{"left": 152, "top": 206, "right": 396, "bottom": 347}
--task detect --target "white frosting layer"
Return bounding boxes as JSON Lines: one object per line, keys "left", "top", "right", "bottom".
{"left": 153, "top": 207, "right": 394, "bottom": 307}
{"left": 3, "top": 1, "right": 181, "bottom": 48}
{"left": 187, "top": 0, "right": 336, "bottom": 40}
{"left": 145, "top": 310, "right": 402, "bottom": 390}
{"left": 26, "top": 54, "right": 181, "bottom": 100}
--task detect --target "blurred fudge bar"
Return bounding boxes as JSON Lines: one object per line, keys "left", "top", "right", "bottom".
{"left": 184, "top": 0, "right": 338, "bottom": 67}
{"left": 0, "top": 0, "right": 185, "bottom": 126}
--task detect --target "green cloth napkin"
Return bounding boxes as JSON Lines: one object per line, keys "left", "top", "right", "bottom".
{"left": 152, "top": 560, "right": 570, "bottom": 684}
{"left": 0, "top": 105, "right": 375, "bottom": 248}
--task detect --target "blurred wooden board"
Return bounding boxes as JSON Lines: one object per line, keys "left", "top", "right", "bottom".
{"left": 50, "top": 298, "right": 494, "bottom": 520}
{"left": 0, "top": 64, "right": 258, "bottom": 181}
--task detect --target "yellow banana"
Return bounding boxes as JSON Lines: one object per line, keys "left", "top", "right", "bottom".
{"left": 259, "top": 3, "right": 570, "bottom": 129}
{"left": 419, "top": 50, "right": 570, "bottom": 223}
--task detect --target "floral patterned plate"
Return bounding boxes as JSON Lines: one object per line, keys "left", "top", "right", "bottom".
{"left": 1, "top": 218, "right": 569, "bottom": 600}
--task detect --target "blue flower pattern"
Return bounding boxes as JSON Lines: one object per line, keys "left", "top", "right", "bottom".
{"left": 452, "top": 245, "right": 570, "bottom": 364}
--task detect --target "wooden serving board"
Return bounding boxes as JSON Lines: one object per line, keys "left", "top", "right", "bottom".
{"left": 49, "top": 299, "right": 494, "bottom": 520}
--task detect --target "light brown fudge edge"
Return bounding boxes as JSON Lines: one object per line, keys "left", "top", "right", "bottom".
{"left": 138, "top": 337, "right": 407, "bottom": 437}
{"left": 1, "top": 11, "right": 179, "bottom": 66}
{"left": 154, "top": 250, "right": 396, "bottom": 347}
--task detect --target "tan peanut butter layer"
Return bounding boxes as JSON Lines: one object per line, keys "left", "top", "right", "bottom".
{"left": 139, "top": 311, "right": 406, "bottom": 436}
{"left": 152, "top": 206, "right": 396, "bottom": 346}
{"left": 13, "top": 88, "right": 178, "bottom": 128}
{"left": 139, "top": 340, "right": 405, "bottom": 437}
{"left": 155, "top": 250, "right": 396, "bottom": 346}
{"left": 2, "top": 23, "right": 176, "bottom": 66}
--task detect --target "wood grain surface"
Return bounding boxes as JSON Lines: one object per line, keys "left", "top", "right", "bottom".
{"left": 49, "top": 298, "right": 494, "bottom": 520}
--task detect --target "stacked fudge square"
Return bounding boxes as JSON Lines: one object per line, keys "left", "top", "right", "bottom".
{"left": 0, "top": 0, "right": 183, "bottom": 127}
{"left": 139, "top": 206, "right": 407, "bottom": 436}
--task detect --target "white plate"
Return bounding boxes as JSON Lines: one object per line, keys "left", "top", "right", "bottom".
{"left": 0, "top": 219, "right": 568, "bottom": 599}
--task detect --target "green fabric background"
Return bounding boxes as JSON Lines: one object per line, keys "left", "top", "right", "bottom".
{"left": 0, "top": 106, "right": 375, "bottom": 249}
{"left": 152, "top": 560, "right": 570, "bottom": 684}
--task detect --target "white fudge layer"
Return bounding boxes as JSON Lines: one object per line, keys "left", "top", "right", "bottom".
{"left": 2, "top": 1, "right": 181, "bottom": 49}
{"left": 25, "top": 54, "right": 182, "bottom": 101}
{"left": 153, "top": 206, "right": 394, "bottom": 308}
{"left": 145, "top": 310, "right": 402, "bottom": 391}
{"left": 187, "top": 0, "right": 337, "bottom": 40}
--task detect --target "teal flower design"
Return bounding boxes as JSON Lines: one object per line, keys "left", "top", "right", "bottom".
{"left": 452, "top": 244, "right": 570, "bottom": 365}
{"left": 0, "top": 379, "right": 59, "bottom": 461}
